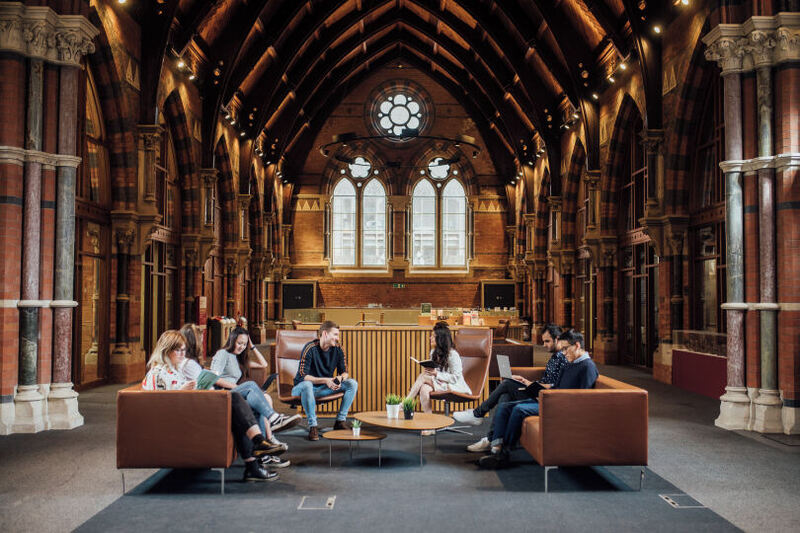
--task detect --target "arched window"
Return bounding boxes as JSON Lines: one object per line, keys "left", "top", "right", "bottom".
{"left": 412, "top": 179, "right": 436, "bottom": 266}
{"left": 362, "top": 179, "right": 386, "bottom": 266}
{"left": 411, "top": 176, "right": 469, "bottom": 269}
{"left": 441, "top": 179, "right": 466, "bottom": 266}
{"left": 331, "top": 179, "right": 357, "bottom": 266}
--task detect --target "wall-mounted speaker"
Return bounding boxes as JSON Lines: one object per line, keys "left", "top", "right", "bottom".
{"left": 281, "top": 281, "right": 317, "bottom": 311}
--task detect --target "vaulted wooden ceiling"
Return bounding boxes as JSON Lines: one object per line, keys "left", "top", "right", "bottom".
{"left": 138, "top": 0, "right": 670, "bottom": 179}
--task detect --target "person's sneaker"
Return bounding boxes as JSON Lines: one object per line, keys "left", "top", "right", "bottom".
{"left": 243, "top": 460, "right": 280, "bottom": 482}
{"left": 478, "top": 450, "right": 511, "bottom": 469}
{"left": 308, "top": 426, "right": 320, "bottom": 441}
{"left": 252, "top": 440, "right": 285, "bottom": 457}
{"left": 271, "top": 413, "right": 302, "bottom": 432}
{"left": 333, "top": 419, "right": 351, "bottom": 430}
{"left": 267, "top": 436, "right": 289, "bottom": 453}
{"left": 453, "top": 409, "right": 484, "bottom": 426}
{"left": 259, "top": 455, "right": 291, "bottom": 469}
{"left": 466, "top": 437, "right": 491, "bottom": 453}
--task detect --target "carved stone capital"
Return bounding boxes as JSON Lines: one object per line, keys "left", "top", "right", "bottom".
{"left": 0, "top": 4, "right": 98, "bottom": 67}
{"left": 640, "top": 129, "right": 665, "bottom": 154}
{"left": 114, "top": 225, "right": 135, "bottom": 253}
{"left": 199, "top": 168, "right": 219, "bottom": 186}
{"left": 746, "top": 30, "right": 778, "bottom": 68}
{"left": 238, "top": 193, "right": 253, "bottom": 211}
{"left": 704, "top": 35, "right": 748, "bottom": 74}
{"left": 137, "top": 124, "right": 163, "bottom": 152}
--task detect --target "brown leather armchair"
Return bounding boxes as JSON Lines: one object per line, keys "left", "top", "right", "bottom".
{"left": 430, "top": 327, "right": 492, "bottom": 433}
{"left": 116, "top": 385, "right": 236, "bottom": 494}
{"left": 274, "top": 330, "right": 344, "bottom": 412}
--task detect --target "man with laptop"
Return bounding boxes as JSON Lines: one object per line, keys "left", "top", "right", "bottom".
{"left": 454, "top": 324, "right": 568, "bottom": 453}
{"left": 478, "top": 329, "right": 598, "bottom": 469}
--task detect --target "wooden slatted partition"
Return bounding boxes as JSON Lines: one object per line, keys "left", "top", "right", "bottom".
{"left": 315, "top": 326, "right": 490, "bottom": 414}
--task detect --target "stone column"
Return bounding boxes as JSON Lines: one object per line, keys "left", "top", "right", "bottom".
{"left": 705, "top": 30, "right": 751, "bottom": 430}
{"left": 49, "top": 63, "right": 83, "bottom": 430}
{"left": 225, "top": 256, "right": 237, "bottom": 317}
{"left": 750, "top": 33, "right": 782, "bottom": 433}
{"left": 14, "top": 58, "right": 46, "bottom": 433}
{"left": 184, "top": 248, "right": 199, "bottom": 323}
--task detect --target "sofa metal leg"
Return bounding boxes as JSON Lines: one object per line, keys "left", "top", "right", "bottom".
{"left": 544, "top": 466, "right": 556, "bottom": 493}
{"left": 212, "top": 468, "right": 225, "bottom": 495}
{"left": 639, "top": 467, "right": 645, "bottom": 491}
{"left": 120, "top": 471, "right": 125, "bottom": 495}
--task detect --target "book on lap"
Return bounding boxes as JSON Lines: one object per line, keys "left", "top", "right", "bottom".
{"left": 195, "top": 369, "right": 220, "bottom": 390}
{"left": 410, "top": 357, "right": 437, "bottom": 369}
{"left": 524, "top": 381, "right": 545, "bottom": 399}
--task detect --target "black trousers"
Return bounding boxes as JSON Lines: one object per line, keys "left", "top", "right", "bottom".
{"left": 230, "top": 391, "right": 258, "bottom": 459}
{"left": 474, "top": 379, "right": 530, "bottom": 440}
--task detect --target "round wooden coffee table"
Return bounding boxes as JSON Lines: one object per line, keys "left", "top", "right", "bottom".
{"left": 354, "top": 411, "right": 454, "bottom": 466}
{"left": 321, "top": 429, "right": 387, "bottom": 467}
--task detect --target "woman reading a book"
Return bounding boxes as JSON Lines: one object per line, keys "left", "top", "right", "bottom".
{"left": 405, "top": 322, "right": 471, "bottom": 434}
{"left": 140, "top": 329, "right": 283, "bottom": 481}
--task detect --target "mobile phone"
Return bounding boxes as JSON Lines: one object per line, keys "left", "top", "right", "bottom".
{"left": 333, "top": 377, "right": 341, "bottom": 385}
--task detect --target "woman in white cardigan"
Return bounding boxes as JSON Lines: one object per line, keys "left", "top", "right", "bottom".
{"left": 406, "top": 322, "right": 470, "bottom": 433}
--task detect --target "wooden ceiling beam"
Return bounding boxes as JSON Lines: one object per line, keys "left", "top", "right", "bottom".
{"left": 581, "top": 0, "right": 629, "bottom": 56}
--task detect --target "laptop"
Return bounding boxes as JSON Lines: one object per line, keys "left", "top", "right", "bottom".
{"left": 496, "top": 354, "right": 526, "bottom": 387}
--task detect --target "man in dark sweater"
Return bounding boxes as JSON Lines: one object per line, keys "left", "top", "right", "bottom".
{"left": 478, "top": 329, "right": 598, "bottom": 469}
{"left": 454, "top": 324, "right": 568, "bottom": 453}
{"left": 291, "top": 321, "right": 359, "bottom": 441}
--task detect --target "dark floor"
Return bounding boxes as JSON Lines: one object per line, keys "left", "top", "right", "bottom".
{"left": 1, "top": 364, "right": 799, "bottom": 532}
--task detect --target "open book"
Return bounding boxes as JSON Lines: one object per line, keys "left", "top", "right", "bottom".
{"left": 523, "top": 381, "right": 546, "bottom": 399}
{"left": 410, "top": 356, "right": 438, "bottom": 369}
{"left": 195, "top": 369, "right": 220, "bottom": 390}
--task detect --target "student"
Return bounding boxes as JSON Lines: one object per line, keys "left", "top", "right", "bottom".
{"left": 180, "top": 324, "right": 290, "bottom": 469}
{"left": 210, "top": 326, "right": 301, "bottom": 439}
{"left": 141, "top": 329, "right": 281, "bottom": 481}
{"left": 478, "top": 329, "right": 599, "bottom": 469}
{"left": 292, "top": 321, "right": 359, "bottom": 441}
{"left": 406, "top": 321, "right": 471, "bottom": 435}
{"left": 455, "top": 323, "right": 568, "bottom": 452}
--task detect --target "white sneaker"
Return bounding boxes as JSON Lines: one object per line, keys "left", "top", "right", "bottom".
{"left": 466, "top": 437, "right": 491, "bottom": 453}
{"left": 268, "top": 435, "right": 289, "bottom": 452}
{"left": 271, "top": 413, "right": 302, "bottom": 432}
{"left": 453, "top": 409, "right": 483, "bottom": 426}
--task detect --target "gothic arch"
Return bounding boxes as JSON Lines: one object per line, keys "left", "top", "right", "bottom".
{"left": 214, "top": 138, "right": 238, "bottom": 245}
{"left": 561, "top": 140, "right": 587, "bottom": 248}
{"left": 87, "top": 8, "right": 137, "bottom": 212}
{"left": 162, "top": 90, "right": 201, "bottom": 233}
{"left": 600, "top": 94, "right": 643, "bottom": 232}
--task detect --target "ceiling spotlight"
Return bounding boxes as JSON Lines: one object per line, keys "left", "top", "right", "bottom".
{"left": 572, "top": 113, "right": 579, "bottom": 120}
{"left": 592, "top": 93, "right": 599, "bottom": 100}
{"left": 177, "top": 60, "right": 185, "bottom": 69}
{"left": 528, "top": 160, "right": 534, "bottom": 166}
{"left": 265, "top": 160, "right": 271, "bottom": 165}
{"left": 510, "top": 180, "right": 516, "bottom": 185}
{"left": 608, "top": 76, "right": 616, "bottom": 83}
{"left": 117, "top": 0, "right": 127, "bottom": 4}
{"left": 225, "top": 113, "right": 231, "bottom": 119}
{"left": 188, "top": 74, "right": 196, "bottom": 80}
{"left": 283, "top": 180, "right": 288, "bottom": 184}
{"left": 239, "top": 131, "right": 246, "bottom": 137}
{"left": 619, "top": 63, "right": 627, "bottom": 70}
{"left": 653, "top": 25, "right": 662, "bottom": 34}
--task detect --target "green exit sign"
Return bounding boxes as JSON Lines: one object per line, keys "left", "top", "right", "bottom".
{"left": 392, "top": 283, "right": 406, "bottom": 289}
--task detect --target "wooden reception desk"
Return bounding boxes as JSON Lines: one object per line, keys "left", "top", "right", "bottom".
{"left": 293, "top": 325, "right": 492, "bottom": 414}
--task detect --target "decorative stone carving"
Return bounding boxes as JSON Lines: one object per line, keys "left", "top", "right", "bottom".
{"left": 746, "top": 30, "right": 777, "bottom": 68}
{"left": 114, "top": 225, "right": 135, "bottom": 254}
{"left": 0, "top": 4, "right": 98, "bottom": 67}
{"left": 704, "top": 36, "right": 748, "bottom": 74}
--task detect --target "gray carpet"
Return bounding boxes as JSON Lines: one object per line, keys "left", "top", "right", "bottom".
{"left": 76, "top": 422, "right": 737, "bottom": 533}
{"left": 2, "top": 363, "right": 799, "bottom": 532}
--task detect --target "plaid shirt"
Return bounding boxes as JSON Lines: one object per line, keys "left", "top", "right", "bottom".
{"left": 540, "top": 351, "right": 568, "bottom": 385}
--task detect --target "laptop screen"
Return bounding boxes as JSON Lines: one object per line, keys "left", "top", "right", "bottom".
{"left": 496, "top": 354, "right": 512, "bottom": 379}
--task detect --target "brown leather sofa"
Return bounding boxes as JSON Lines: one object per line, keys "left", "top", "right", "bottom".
{"left": 116, "top": 385, "right": 236, "bottom": 493}
{"left": 512, "top": 366, "right": 649, "bottom": 492}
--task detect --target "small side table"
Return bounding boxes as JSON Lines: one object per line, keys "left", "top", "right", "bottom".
{"left": 322, "top": 429, "right": 387, "bottom": 467}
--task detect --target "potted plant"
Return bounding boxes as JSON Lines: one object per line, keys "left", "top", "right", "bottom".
{"left": 351, "top": 419, "right": 362, "bottom": 437}
{"left": 402, "top": 397, "right": 417, "bottom": 420}
{"left": 385, "top": 393, "right": 402, "bottom": 419}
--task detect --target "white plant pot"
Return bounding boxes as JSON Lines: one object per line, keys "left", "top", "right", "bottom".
{"left": 386, "top": 404, "right": 401, "bottom": 419}
{"left": 352, "top": 427, "right": 361, "bottom": 437}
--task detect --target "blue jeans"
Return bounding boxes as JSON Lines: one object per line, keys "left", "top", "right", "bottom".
{"left": 291, "top": 379, "right": 358, "bottom": 427}
{"left": 491, "top": 399, "right": 540, "bottom": 448}
{"left": 234, "top": 380, "right": 276, "bottom": 434}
